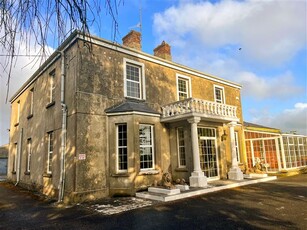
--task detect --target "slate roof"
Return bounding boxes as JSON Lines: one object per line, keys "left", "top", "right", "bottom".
{"left": 105, "top": 99, "right": 160, "bottom": 115}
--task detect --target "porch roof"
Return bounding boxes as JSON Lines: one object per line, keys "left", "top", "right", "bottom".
{"left": 105, "top": 99, "right": 160, "bottom": 115}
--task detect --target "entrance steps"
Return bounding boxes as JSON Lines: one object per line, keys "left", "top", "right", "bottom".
{"left": 136, "top": 176, "right": 277, "bottom": 202}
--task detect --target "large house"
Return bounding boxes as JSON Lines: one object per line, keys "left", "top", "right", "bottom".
{"left": 7, "top": 30, "right": 306, "bottom": 203}
{"left": 8, "top": 30, "right": 244, "bottom": 202}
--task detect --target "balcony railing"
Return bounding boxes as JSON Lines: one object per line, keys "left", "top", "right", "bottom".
{"left": 161, "top": 98, "right": 238, "bottom": 122}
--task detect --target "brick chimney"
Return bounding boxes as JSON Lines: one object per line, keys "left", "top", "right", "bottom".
{"left": 153, "top": 41, "right": 172, "bottom": 61}
{"left": 122, "top": 30, "right": 141, "bottom": 50}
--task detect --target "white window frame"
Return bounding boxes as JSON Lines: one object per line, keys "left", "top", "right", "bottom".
{"left": 177, "top": 127, "right": 186, "bottom": 168}
{"left": 139, "top": 124, "right": 155, "bottom": 171}
{"left": 47, "top": 132, "right": 53, "bottom": 174}
{"left": 26, "top": 138, "right": 32, "bottom": 172}
{"left": 287, "top": 136, "right": 296, "bottom": 168}
{"left": 234, "top": 132, "right": 240, "bottom": 162}
{"left": 123, "top": 58, "right": 146, "bottom": 100}
{"left": 17, "top": 100, "right": 20, "bottom": 124}
{"left": 214, "top": 85, "right": 225, "bottom": 104}
{"left": 116, "top": 124, "right": 128, "bottom": 173}
{"left": 13, "top": 143, "right": 18, "bottom": 172}
{"left": 198, "top": 127, "right": 220, "bottom": 179}
{"left": 29, "top": 88, "right": 34, "bottom": 115}
{"left": 176, "top": 74, "right": 192, "bottom": 101}
{"left": 49, "top": 71, "right": 55, "bottom": 103}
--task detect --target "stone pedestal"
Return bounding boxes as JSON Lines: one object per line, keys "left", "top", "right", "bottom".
{"left": 189, "top": 171, "right": 207, "bottom": 187}
{"left": 228, "top": 168, "right": 244, "bottom": 180}
{"left": 175, "top": 184, "right": 190, "bottom": 191}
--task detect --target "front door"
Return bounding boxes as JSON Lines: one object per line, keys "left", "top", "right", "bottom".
{"left": 198, "top": 128, "right": 219, "bottom": 179}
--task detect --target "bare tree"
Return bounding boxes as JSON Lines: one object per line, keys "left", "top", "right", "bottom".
{"left": 0, "top": 0, "right": 122, "bottom": 102}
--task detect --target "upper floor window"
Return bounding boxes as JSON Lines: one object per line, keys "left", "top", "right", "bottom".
{"left": 47, "top": 131, "right": 53, "bottom": 174}
{"left": 29, "top": 88, "right": 34, "bottom": 117}
{"left": 49, "top": 71, "right": 55, "bottom": 103}
{"left": 176, "top": 74, "right": 191, "bottom": 101}
{"left": 214, "top": 85, "right": 225, "bottom": 104}
{"left": 124, "top": 58, "right": 145, "bottom": 100}
{"left": 117, "top": 124, "right": 128, "bottom": 172}
{"left": 139, "top": 124, "right": 154, "bottom": 170}
{"left": 16, "top": 100, "right": 20, "bottom": 124}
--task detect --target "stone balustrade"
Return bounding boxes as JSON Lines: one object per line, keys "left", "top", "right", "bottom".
{"left": 161, "top": 98, "right": 238, "bottom": 122}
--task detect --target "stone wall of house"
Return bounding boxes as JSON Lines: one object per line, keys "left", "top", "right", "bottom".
{"left": 8, "top": 33, "right": 244, "bottom": 202}
{"left": 74, "top": 38, "right": 244, "bottom": 197}
{"left": 7, "top": 43, "right": 79, "bottom": 200}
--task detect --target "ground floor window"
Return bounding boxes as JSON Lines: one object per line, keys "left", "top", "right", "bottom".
{"left": 117, "top": 124, "right": 128, "bottom": 172}
{"left": 26, "top": 138, "right": 32, "bottom": 173}
{"left": 13, "top": 143, "right": 18, "bottom": 172}
{"left": 139, "top": 124, "right": 154, "bottom": 170}
{"left": 177, "top": 127, "right": 186, "bottom": 167}
{"left": 283, "top": 135, "right": 307, "bottom": 169}
{"left": 47, "top": 132, "right": 53, "bottom": 174}
{"left": 245, "top": 138, "right": 280, "bottom": 172}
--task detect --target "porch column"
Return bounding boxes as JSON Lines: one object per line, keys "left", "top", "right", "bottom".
{"left": 188, "top": 117, "right": 207, "bottom": 187}
{"left": 227, "top": 121, "right": 244, "bottom": 180}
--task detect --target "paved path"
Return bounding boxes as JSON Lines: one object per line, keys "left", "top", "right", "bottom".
{"left": 0, "top": 174, "right": 306, "bottom": 229}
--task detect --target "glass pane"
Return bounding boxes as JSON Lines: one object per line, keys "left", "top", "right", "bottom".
{"left": 126, "top": 64, "right": 140, "bottom": 81}
{"left": 139, "top": 125, "right": 154, "bottom": 169}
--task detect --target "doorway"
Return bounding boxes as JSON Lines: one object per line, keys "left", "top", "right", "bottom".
{"left": 198, "top": 127, "right": 219, "bottom": 179}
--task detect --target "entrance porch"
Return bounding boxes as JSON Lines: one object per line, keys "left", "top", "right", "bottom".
{"left": 161, "top": 98, "right": 244, "bottom": 188}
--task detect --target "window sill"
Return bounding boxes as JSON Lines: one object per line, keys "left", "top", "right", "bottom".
{"left": 175, "top": 167, "right": 188, "bottom": 172}
{"left": 139, "top": 170, "right": 159, "bottom": 175}
{"left": 14, "top": 122, "right": 19, "bottom": 127}
{"left": 43, "top": 173, "right": 52, "bottom": 178}
{"left": 124, "top": 97, "right": 145, "bottom": 102}
{"left": 24, "top": 171, "right": 30, "bottom": 175}
{"left": 111, "top": 173, "right": 129, "bottom": 177}
{"left": 46, "top": 101, "right": 55, "bottom": 109}
{"left": 27, "top": 114, "right": 33, "bottom": 120}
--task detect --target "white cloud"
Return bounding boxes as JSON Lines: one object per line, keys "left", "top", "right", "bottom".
{"left": 252, "top": 103, "right": 307, "bottom": 135}
{"left": 178, "top": 53, "right": 304, "bottom": 101}
{"left": 154, "top": 0, "right": 306, "bottom": 65}
{"left": 236, "top": 71, "right": 304, "bottom": 100}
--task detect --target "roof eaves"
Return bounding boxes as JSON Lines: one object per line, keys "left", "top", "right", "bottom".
{"left": 9, "top": 30, "right": 80, "bottom": 103}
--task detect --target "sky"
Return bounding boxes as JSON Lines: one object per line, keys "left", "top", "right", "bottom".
{"left": 0, "top": 0, "right": 306, "bottom": 145}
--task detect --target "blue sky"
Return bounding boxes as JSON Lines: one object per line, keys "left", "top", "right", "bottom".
{"left": 0, "top": 0, "right": 306, "bottom": 145}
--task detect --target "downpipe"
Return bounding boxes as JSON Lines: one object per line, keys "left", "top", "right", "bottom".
{"left": 58, "top": 50, "right": 67, "bottom": 203}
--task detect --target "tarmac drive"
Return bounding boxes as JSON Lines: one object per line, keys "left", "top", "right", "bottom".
{"left": 0, "top": 174, "right": 306, "bottom": 230}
